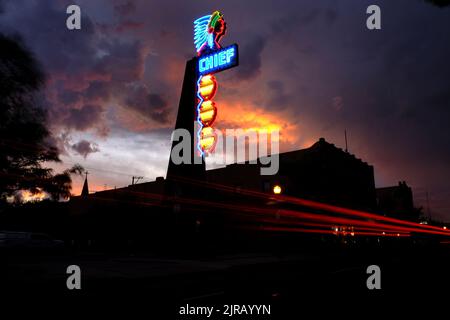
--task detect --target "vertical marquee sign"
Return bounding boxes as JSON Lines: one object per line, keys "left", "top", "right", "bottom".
{"left": 194, "top": 11, "right": 239, "bottom": 155}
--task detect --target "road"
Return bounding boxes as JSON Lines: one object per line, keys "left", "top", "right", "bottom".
{"left": 2, "top": 245, "right": 450, "bottom": 316}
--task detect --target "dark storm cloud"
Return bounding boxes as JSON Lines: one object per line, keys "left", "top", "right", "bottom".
{"left": 98, "top": 0, "right": 142, "bottom": 34}
{"left": 334, "top": 1, "right": 450, "bottom": 164}
{"left": 265, "top": 80, "right": 291, "bottom": 110}
{"left": 58, "top": 90, "right": 82, "bottom": 106}
{"left": 0, "top": 0, "right": 163, "bottom": 134}
{"left": 71, "top": 139, "right": 100, "bottom": 158}
{"left": 323, "top": 8, "right": 338, "bottom": 25}
{"left": 270, "top": 6, "right": 338, "bottom": 41}
{"left": 64, "top": 105, "right": 103, "bottom": 131}
{"left": 114, "top": 20, "right": 144, "bottom": 33}
{"left": 296, "top": 0, "right": 450, "bottom": 219}
{"left": 94, "top": 39, "right": 147, "bottom": 82}
{"left": 232, "top": 35, "right": 266, "bottom": 80}
{"left": 125, "top": 84, "right": 170, "bottom": 124}
{"left": 148, "top": 93, "right": 171, "bottom": 123}
{"left": 0, "top": 0, "right": 97, "bottom": 74}
{"left": 113, "top": 1, "right": 135, "bottom": 16}
{"left": 84, "top": 80, "right": 111, "bottom": 101}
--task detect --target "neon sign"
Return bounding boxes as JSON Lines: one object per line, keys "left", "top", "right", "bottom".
{"left": 193, "top": 11, "right": 238, "bottom": 155}
{"left": 196, "top": 74, "right": 218, "bottom": 153}
{"left": 194, "top": 11, "right": 226, "bottom": 56}
{"left": 198, "top": 44, "right": 238, "bottom": 75}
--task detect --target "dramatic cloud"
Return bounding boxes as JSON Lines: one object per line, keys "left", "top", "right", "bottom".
{"left": 0, "top": 0, "right": 169, "bottom": 136}
{"left": 148, "top": 93, "right": 170, "bottom": 123}
{"left": 113, "top": 0, "right": 135, "bottom": 16}
{"left": 124, "top": 84, "right": 170, "bottom": 124}
{"left": 63, "top": 104, "right": 103, "bottom": 131}
{"left": 1, "top": 0, "right": 449, "bottom": 218}
{"left": 265, "top": 80, "right": 292, "bottom": 110}
{"left": 232, "top": 35, "right": 266, "bottom": 81}
{"left": 71, "top": 139, "right": 100, "bottom": 158}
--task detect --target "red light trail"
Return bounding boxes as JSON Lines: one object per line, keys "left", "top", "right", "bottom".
{"left": 161, "top": 174, "right": 450, "bottom": 239}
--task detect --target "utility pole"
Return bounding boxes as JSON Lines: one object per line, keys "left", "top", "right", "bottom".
{"left": 132, "top": 176, "right": 143, "bottom": 185}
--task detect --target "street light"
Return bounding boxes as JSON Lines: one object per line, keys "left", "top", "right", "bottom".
{"left": 273, "top": 185, "right": 282, "bottom": 195}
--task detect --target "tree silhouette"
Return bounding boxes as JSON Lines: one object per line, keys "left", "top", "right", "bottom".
{"left": 0, "top": 34, "right": 83, "bottom": 202}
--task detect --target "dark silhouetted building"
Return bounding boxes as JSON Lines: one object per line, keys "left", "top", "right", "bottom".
{"left": 376, "top": 181, "right": 416, "bottom": 219}
{"left": 68, "top": 137, "right": 425, "bottom": 246}
{"left": 81, "top": 137, "right": 378, "bottom": 211}
{"left": 81, "top": 173, "right": 89, "bottom": 197}
{"left": 206, "top": 137, "right": 377, "bottom": 210}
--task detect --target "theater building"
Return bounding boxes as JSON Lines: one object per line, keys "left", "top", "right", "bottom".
{"left": 81, "top": 137, "right": 377, "bottom": 211}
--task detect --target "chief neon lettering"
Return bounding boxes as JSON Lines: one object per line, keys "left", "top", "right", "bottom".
{"left": 198, "top": 45, "right": 237, "bottom": 75}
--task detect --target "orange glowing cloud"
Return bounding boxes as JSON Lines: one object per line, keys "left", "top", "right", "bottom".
{"left": 214, "top": 101, "right": 299, "bottom": 148}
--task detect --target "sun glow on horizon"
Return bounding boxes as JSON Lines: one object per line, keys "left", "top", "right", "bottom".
{"left": 17, "top": 189, "right": 49, "bottom": 203}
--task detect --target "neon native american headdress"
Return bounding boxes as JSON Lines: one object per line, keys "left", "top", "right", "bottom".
{"left": 193, "top": 11, "right": 226, "bottom": 56}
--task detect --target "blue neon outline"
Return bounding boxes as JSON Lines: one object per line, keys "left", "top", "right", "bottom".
{"left": 193, "top": 15, "right": 212, "bottom": 53}
{"left": 197, "top": 44, "right": 238, "bottom": 76}
{"left": 196, "top": 75, "right": 205, "bottom": 157}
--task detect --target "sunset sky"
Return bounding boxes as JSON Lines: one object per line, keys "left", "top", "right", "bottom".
{"left": 1, "top": 0, "right": 449, "bottom": 220}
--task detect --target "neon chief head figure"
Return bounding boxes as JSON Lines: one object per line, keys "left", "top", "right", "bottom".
{"left": 194, "top": 11, "right": 227, "bottom": 56}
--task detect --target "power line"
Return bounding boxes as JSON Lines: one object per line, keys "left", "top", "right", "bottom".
{"left": 60, "top": 159, "right": 154, "bottom": 180}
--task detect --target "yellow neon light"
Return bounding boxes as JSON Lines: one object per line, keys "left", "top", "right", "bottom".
{"left": 199, "top": 74, "right": 217, "bottom": 100}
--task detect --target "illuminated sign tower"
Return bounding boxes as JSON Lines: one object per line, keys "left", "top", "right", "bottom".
{"left": 194, "top": 11, "right": 239, "bottom": 155}
{"left": 167, "top": 11, "right": 238, "bottom": 183}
